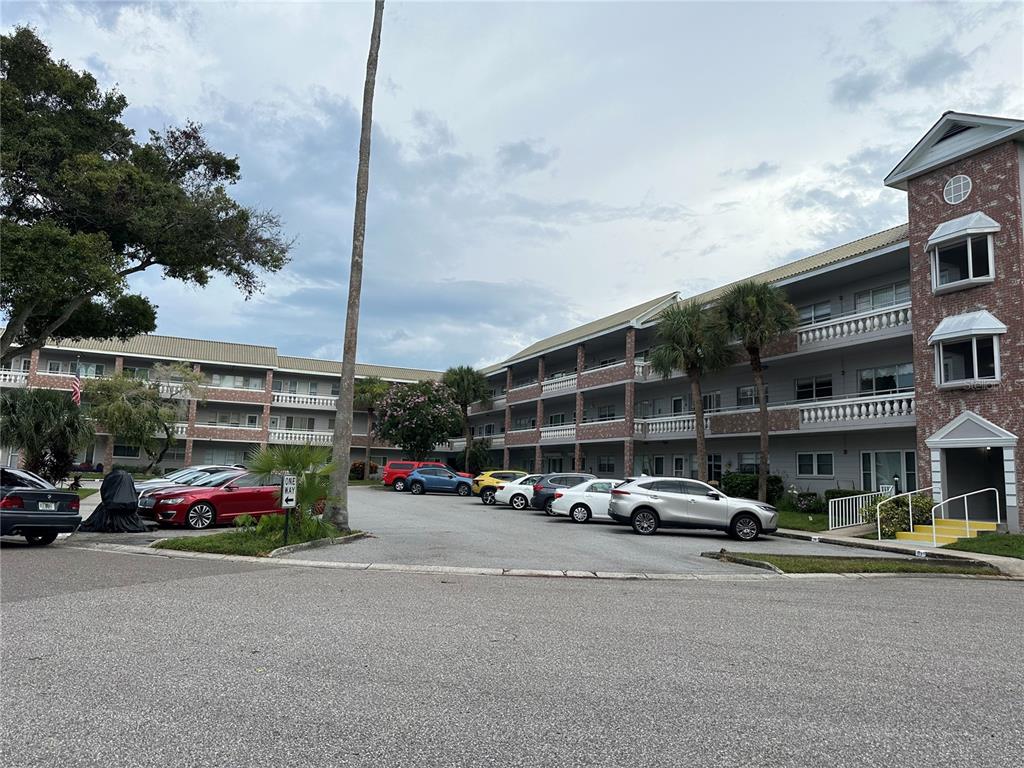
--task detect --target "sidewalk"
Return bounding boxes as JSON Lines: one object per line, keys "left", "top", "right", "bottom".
{"left": 775, "top": 527, "right": 1024, "bottom": 578}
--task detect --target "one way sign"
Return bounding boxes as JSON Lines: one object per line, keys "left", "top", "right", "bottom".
{"left": 281, "top": 474, "right": 297, "bottom": 509}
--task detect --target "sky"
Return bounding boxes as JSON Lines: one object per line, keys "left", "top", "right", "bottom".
{"left": 4, "top": 1, "right": 1023, "bottom": 370}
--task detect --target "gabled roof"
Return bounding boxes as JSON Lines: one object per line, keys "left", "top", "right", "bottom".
{"left": 926, "top": 410, "right": 1018, "bottom": 448}
{"left": 884, "top": 112, "right": 1024, "bottom": 190}
{"left": 48, "top": 333, "right": 278, "bottom": 368}
{"left": 502, "top": 292, "right": 679, "bottom": 366}
{"left": 276, "top": 355, "right": 442, "bottom": 382}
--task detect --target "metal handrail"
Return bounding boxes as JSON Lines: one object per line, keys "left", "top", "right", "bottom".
{"left": 929, "top": 488, "right": 1000, "bottom": 547}
{"left": 876, "top": 488, "right": 923, "bottom": 541}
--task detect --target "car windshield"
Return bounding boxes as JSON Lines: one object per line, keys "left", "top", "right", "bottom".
{"left": 1, "top": 468, "right": 54, "bottom": 489}
{"left": 192, "top": 470, "right": 243, "bottom": 487}
{"left": 163, "top": 467, "right": 199, "bottom": 482}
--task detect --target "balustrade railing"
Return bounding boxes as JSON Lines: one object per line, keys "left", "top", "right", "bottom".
{"left": 799, "top": 392, "right": 914, "bottom": 426}
{"left": 539, "top": 425, "right": 576, "bottom": 441}
{"left": 271, "top": 392, "right": 338, "bottom": 408}
{"left": 268, "top": 429, "right": 334, "bottom": 445}
{"left": 797, "top": 303, "right": 911, "bottom": 346}
{"left": 542, "top": 374, "right": 577, "bottom": 394}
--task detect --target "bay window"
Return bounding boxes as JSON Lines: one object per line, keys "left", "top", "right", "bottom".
{"left": 936, "top": 336, "right": 998, "bottom": 385}
{"left": 932, "top": 235, "right": 993, "bottom": 291}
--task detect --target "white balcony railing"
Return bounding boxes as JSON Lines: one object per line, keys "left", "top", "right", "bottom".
{"left": 539, "top": 425, "right": 576, "bottom": 442}
{"left": 799, "top": 392, "right": 915, "bottom": 427}
{"left": 797, "top": 303, "right": 911, "bottom": 347}
{"left": 268, "top": 429, "right": 334, "bottom": 445}
{"left": 634, "top": 414, "right": 710, "bottom": 438}
{"left": 542, "top": 373, "right": 577, "bottom": 394}
{"left": 272, "top": 392, "right": 338, "bottom": 409}
{"left": 173, "top": 423, "right": 188, "bottom": 437}
{"left": 0, "top": 371, "right": 28, "bottom": 387}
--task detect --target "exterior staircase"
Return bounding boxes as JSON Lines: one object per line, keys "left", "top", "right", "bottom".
{"left": 896, "top": 518, "right": 999, "bottom": 545}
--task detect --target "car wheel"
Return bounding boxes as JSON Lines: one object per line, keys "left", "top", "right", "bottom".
{"left": 24, "top": 531, "right": 58, "bottom": 546}
{"left": 457, "top": 484, "right": 471, "bottom": 497}
{"left": 186, "top": 502, "right": 216, "bottom": 530}
{"left": 631, "top": 509, "right": 659, "bottom": 535}
{"left": 731, "top": 513, "right": 761, "bottom": 542}
{"left": 544, "top": 499, "right": 555, "bottom": 516}
{"left": 410, "top": 482, "right": 425, "bottom": 495}
{"left": 510, "top": 494, "right": 528, "bottom": 510}
{"left": 570, "top": 504, "right": 590, "bottom": 523}
{"left": 480, "top": 488, "right": 496, "bottom": 505}
{"left": 392, "top": 478, "right": 407, "bottom": 492}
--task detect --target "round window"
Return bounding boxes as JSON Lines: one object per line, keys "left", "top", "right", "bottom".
{"left": 943, "top": 175, "right": 972, "bottom": 204}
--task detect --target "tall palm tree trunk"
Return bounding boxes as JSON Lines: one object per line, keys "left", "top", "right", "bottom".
{"left": 326, "top": 0, "right": 385, "bottom": 528}
{"left": 463, "top": 406, "right": 471, "bottom": 472}
{"left": 751, "top": 351, "right": 768, "bottom": 502}
{"left": 689, "top": 374, "right": 707, "bottom": 482}
{"left": 363, "top": 409, "right": 373, "bottom": 479}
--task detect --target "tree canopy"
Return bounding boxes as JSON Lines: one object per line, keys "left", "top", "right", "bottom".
{"left": 0, "top": 388, "right": 93, "bottom": 482}
{"left": 373, "top": 381, "right": 462, "bottom": 461}
{"left": 0, "top": 27, "right": 291, "bottom": 363}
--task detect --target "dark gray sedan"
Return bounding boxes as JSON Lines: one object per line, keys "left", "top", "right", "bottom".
{"left": 529, "top": 472, "right": 597, "bottom": 515}
{"left": 0, "top": 468, "right": 81, "bottom": 545}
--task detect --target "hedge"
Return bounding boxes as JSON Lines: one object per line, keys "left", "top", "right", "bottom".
{"left": 721, "top": 472, "right": 784, "bottom": 505}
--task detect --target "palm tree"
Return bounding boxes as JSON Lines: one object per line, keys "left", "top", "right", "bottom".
{"left": 353, "top": 375, "right": 388, "bottom": 479}
{"left": 442, "top": 365, "right": 492, "bottom": 472}
{"left": 648, "top": 303, "right": 733, "bottom": 482}
{"left": 248, "top": 444, "right": 333, "bottom": 518}
{"left": 0, "top": 388, "right": 93, "bottom": 482}
{"left": 717, "top": 281, "right": 799, "bottom": 501}
{"left": 326, "top": 0, "right": 385, "bottom": 530}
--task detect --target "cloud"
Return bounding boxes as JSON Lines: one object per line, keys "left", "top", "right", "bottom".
{"left": 722, "top": 161, "right": 780, "bottom": 181}
{"left": 496, "top": 140, "right": 559, "bottom": 175}
{"left": 901, "top": 41, "right": 971, "bottom": 88}
{"left": 829, "top": 66, "right": 887, "bottom": 109}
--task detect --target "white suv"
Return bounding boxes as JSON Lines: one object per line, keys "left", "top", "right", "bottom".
{"left": 607, "top": 477, "right": 778, "bottom": 541}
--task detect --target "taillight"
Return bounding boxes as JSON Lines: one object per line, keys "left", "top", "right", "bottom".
{"left": 554, "top": 492, "right": 563, "bottom": 499}
{"left": 611, "top": 489, "right": 630, "bottom": 496}
{"left": 70, "top": 498, "right": 80, "bottom": 512}
{"left": 0, "top": 495, "right": 24, "bottom": 509}
{"left": 496, "top": 485, "right": 505, "bottom": 491}
{"left": 533, "top": 484, "right": 543, "bottom": 492}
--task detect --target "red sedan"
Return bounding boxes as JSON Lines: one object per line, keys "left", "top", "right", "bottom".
{"left": 140, "top": 471, "right": 284, "bottom": 530}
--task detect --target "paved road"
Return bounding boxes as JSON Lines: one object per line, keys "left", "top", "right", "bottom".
{"left": 295, "top": 487, "right": 904, "bottom": 573}
{"left": 1, "top": 544, "right": 1021, "bottom": 767}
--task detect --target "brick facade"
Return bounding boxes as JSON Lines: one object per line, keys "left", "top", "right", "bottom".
{"left": 709, "top": 409, "right": 800, "bottom": 436}
{"left": 577, "top": 420, "right": 629, "bottom": 441}
{"left": 906, "top": 140, "right": 1024, "bottom": 528}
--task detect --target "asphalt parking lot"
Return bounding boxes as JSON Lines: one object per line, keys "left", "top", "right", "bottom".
{"left": 294, "top": 487, "right": 904, "bottom": 573}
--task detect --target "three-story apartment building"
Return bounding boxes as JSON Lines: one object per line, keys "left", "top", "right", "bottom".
{"left": 2, "top": 111, "right": 1021, "bottom": 531}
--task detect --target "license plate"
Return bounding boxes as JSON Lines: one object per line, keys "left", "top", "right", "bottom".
{"left": 38, "top": 501, "right": 56, "bottom": 511}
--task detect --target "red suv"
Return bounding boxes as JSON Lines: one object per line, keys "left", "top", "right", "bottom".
{"left": 382, "top": 461, "right": 471, "bottom": 491}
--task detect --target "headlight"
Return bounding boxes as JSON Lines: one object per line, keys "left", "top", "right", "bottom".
{"left": 757, "top": 504, "right": 776, "bottom": 512}
{"left": 159, "top": 497, "right": 186, "bottom": 505}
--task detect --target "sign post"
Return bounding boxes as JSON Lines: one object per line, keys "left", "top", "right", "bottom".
{"left": 281, "top": 474, "right": 297, "bottom": 545}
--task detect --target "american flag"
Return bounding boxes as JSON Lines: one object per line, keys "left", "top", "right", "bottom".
{"left": 71, "top": 370, "right": 82, "bottom": 406}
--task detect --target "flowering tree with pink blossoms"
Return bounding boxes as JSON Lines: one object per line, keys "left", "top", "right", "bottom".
{"left": 373, "top": 381, "right": 462, "bottom": 460}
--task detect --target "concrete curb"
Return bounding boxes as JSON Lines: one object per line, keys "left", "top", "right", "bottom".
{"left": 64, "top": 542, "right": 1023, "bottom": 582}
{"left": 772, "top": 528, "right": 1024, "bottom": 577}
{"left": 702, "top": 550, "right": 786, "bottom": 574}
{"left": 267, "top": 532, "right": 367, "bottom": 558}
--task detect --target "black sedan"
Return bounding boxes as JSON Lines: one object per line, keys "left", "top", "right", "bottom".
{"left": 0, "top": 468, "right": 82, "bottom": 545}
{"left": 529, "top": 472, "right": 596, "bottom": 515}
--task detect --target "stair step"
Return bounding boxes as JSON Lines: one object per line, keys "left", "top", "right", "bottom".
{"left": 932, "top": 519, "right": 998, "bottom": 531}
{"left": 895, "top": 531, "right": 961, "bottom": 545}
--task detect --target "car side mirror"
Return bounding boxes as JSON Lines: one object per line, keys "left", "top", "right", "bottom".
{"left": 447, "top": 473, "right": 455, "bottom": 479}
{"left": 225, "top": 485, "right": 237, "bottom": 491}
{"left": 706, "top": 491, "right": 721, "bottom": 500}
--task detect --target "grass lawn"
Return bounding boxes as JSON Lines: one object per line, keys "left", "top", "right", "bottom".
{"left": 76, "top": 488, "right": 98, "bottom": 499}
{"left": 943, "top": 534, "right": 1024, "bottom": 560}
{"left": 724, "top": 551, "right": 998, "bottom": 575}
{"left": 776, "top": 510, "right": 829, "bottom": 532}
{"left": 154, "top": 516, "right": 356, "bottom": 557}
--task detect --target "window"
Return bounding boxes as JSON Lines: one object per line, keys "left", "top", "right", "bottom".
{"left": 737, "top": 452, "right": 758, "bottom": 474}
{"left": 681, "top": 480, "right": 714, "bottom": 497}
{"left": 596, "top": 405, "right": 616, "bottom": 421}
{"left": 21, "top": 359, "right": 31, "bottom": 372}
{"left": 858, "top": 363, "right": 913, "bottom": 394}
{"left": 112, "top": 444, "right": 141, "bottom": 458}
{"left": 48, "top": 361, "right": 61, "bottom": 373}
{"left": 246, "top": 376, "right": 264, "bottom": 391}
{"left": 123, "top": 367, "right": 149, "bottom": 381}
{"left": 269, "top": 416, "right": 280, "bottom": 430}
{"left": 652, "top": 456, "right": 665, "bottom": 475}
{"left": 597, "top": 456, "right": 615, "bottom": 473}
{"left": 245, "top": 414, "right": 261, "bottom": 428}
{"left": 273, "top": 378, "right": 298, "bottom": 394}
{"left": 854, "top": 281, "right": 910, "bottom": 312}
{"left": 798, "top": 301, "right": 832, "bottom": 326}
{"left": 797, "top": 452, "right": 833, "bottom": 477}
{"left": 706, "top": 454, "right": 723, "bottom": 483}
{"left": 736, "top": 385, "right": 765, "bottom": 408}
{"left": 71, "top": 363, "right": 104, "bottom": 378}
{"left": 330, "top": 381, "right": 340, "bottom": 396}
{"left": 590, "top": 481, "right": 613, "bottom": 494}
{"left": 484, "top": 423, "right": 495, "bottom": 435}
{"left": 943, "top": 175, "right": 972, "bottom": 205}
{"left": 862, "top": 451, "right": 917, "bottom": 492}
{"left": 932, "top": 235, "right": 993, "bottom": 291}
{"left": 937, "top": 336, "right": 998, "bottom": 385}
{"left": 671, "top": 397, "right": 685, "bottom": 415}
{"left": 308, "top": 381, "right": 318, "bottom": 396}
{"left": 285, "top": 416, "right": 316, "bottom": 431}
{"left": 702, "top": 391, "right": 721, "bottom": 413}
{"left": 795, "top": 375, "right": 832, "bottom": 401}
{"left": 672, "top": 456, "right": 689, "bottom": 477}
{"left": 548, "top": 413, "right": 566, "bottom": 426}
{"left": 328, "top": 418, "right": 336, "bottom": 432}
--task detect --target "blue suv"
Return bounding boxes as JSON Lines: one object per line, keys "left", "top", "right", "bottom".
{"left": 406, "top": 467, "right": 473, "bottom": 497}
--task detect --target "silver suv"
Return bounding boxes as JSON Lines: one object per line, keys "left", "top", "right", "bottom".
{"left": 607, "top": 477, "right": 778, "bottom": 541}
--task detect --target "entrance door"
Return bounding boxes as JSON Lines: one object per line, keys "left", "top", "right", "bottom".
{"left": 943, "top": 447, "right": 1005, "bottom": 521}
{"left": 546, "top": 456, "right": 564, "bottom": 473}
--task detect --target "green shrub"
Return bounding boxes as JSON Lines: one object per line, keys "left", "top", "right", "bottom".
{"left": 721, "top": 472, "right": 784, "bottom": 504}
{"left": 234, "top": 514, "right": 256, "bottom": 529}
{"left": 349, "top": 460, "right": 379, "bottom": 480}
{"left": 824, "top": 488, "right": 866, "bottom": 502}
{"left": 795, "top": 491, "right": 824, "bottom": 514}
{"left": 862, "top": 493, "right": 933, "bottom": 538}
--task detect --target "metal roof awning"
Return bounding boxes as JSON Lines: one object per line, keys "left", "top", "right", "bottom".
{"left": 927, "top": 211, "right": 1000, "bottom": 248}
{"left": 928, "top": 310, "right": 1007, "bottom": 345}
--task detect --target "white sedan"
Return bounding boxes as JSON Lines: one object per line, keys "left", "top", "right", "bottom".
{"left": 493, "top": 474, "right": 543, "bottom": 510}
{"left": 550, "top": 479, "right": 622, "bottom": 523}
